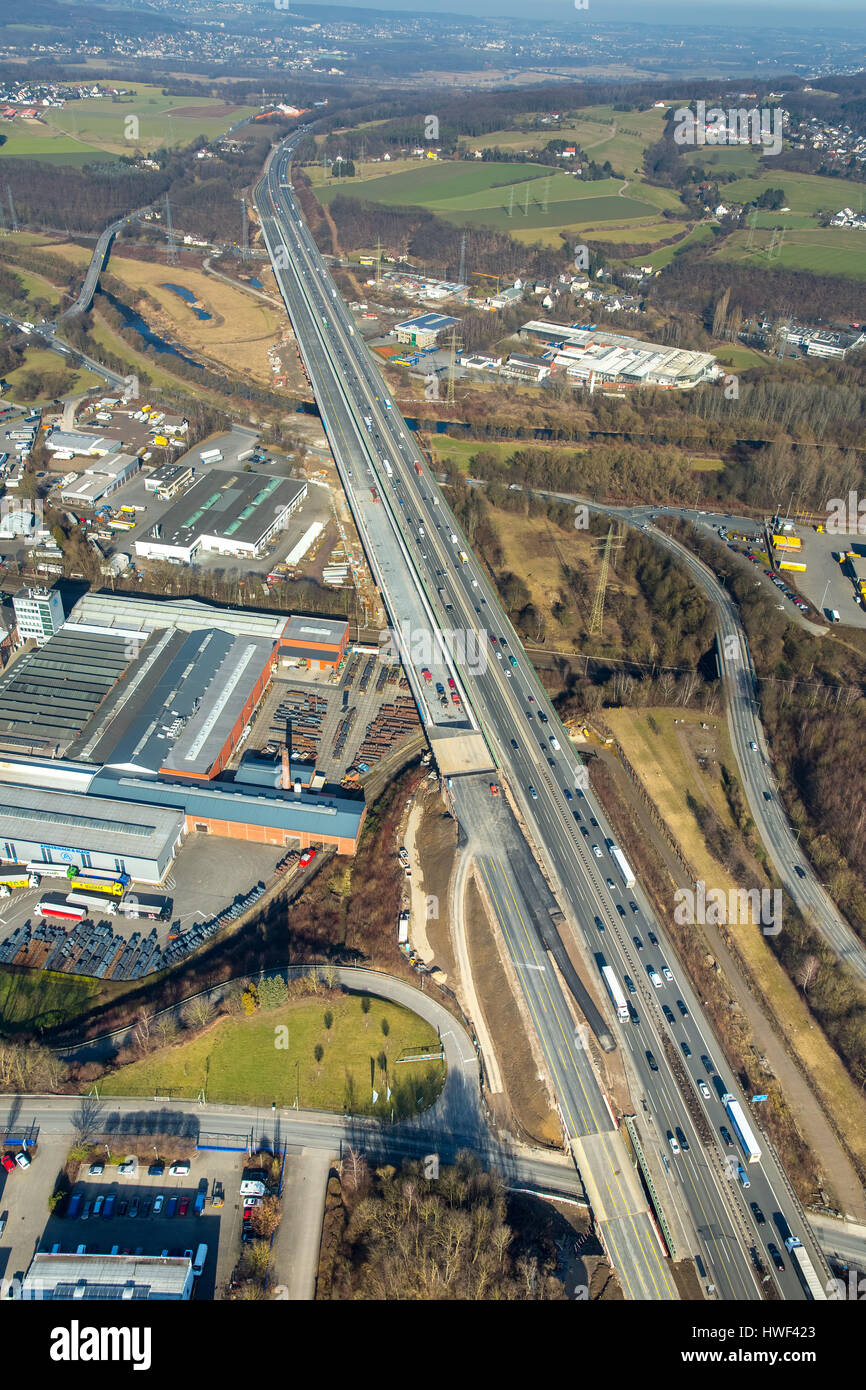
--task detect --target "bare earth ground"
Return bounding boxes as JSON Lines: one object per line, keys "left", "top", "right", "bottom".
{"left": 464, "top": 873, "right": 562, "bottom": 1146}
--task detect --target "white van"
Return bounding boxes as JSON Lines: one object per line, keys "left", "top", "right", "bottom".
{"left": 549, "top": 736, "right": 560, "bottom": 752}
{"left": 192, "top": 1244, "right": 208, "bottom": 1277}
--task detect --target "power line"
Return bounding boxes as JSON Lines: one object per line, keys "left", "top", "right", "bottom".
{"left": 164, "top": 192, "right": 177, "bottom": 265}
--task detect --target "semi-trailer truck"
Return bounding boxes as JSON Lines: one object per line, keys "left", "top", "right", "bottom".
{"left": 610, "top": 845, "right": 636, "bottom": 889}
{"left": 69, "top": 875, "right": 125, "bottom": 897}
{"left": 200, "top": 448, "right": 222, "bottom": 463}
{"left": 36, "top": 896, "right": 87, "bottom": 922}
{"left": 66, "top": 891, "right": 119, "bottom": 915}
{"left": 722, "top": 1092, "right": 762, "bottom": 1162}
{"left": 381, "top": 458, "right": 393, "bottom": 478}
{"left": 600, "top": 963, "right": 629, "bottom": 1022}
{"left": 784, "top": 1237, "right": 828, "bottom": 1300}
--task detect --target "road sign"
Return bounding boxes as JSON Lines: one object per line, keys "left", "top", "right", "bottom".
{"left": 751, "top": 1094, "right": 768, "bottom": 1103}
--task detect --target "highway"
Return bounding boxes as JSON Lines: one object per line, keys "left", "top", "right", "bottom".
{"left": 0, "top": 310, "right": 128, "bottom": 390}
{"left": 252, "top": 131, "right": 831, "bottom": 1302}
{"left": 551, "top": 495, "right": 866, "bottom": 984}
{"left": 60, "top": 206, "right": 150, "bottom": 319}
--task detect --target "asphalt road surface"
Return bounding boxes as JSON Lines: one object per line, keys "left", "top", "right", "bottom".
{"left": 248, "top": 132, "right": 832, "bottom": 1303}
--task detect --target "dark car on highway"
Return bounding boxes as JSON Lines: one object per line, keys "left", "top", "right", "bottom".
{"left": 768, "top": 1243, "right": 785, "bottom": 1272}
{"left": 646, "top": 1050, "right": 659, "bottom": 1071}
{"left": 750, "top": 1203, "right": 766, "bottom": 1225}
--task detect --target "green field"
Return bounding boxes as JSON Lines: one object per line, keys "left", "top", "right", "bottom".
{"left": 684, "top": 145, "right": 761, "bottom": 175}
{"left": 317, "top": 160, "right": 668, "bottom": 234}
{"left": 0, "top": 84, "right": 257, "bottom": 164}
{"left": 99, "top": 991, "right": 446, "bottom": 1117}
{"left": 715, "top": 225, "right": 866, "bottom": 280}
{"left": 4, "top": 346, "right": 104, "bottom": 401}
{"left": 720, "top": 170, "right": 863, "bottom": 216}
{"left": 629, "top": 221, "right": 718, "bottom": 269}
{"left": 0, "top": 967, "right": 101, "bottom": 1033}
{"left": 457, "top": 103, "right": 669, "bottom": 180}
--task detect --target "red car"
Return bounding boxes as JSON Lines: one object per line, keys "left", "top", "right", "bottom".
{"left": 1, "top": 1155, "right": 15, "bottom": 1173}
{"left": 299, "top": 849, "right": 317, "bottom": 868}
{"left": 447, "top": 677, "right": 456, "bottom": 690}
{"left": 179, "top": 1197, "right": 189, "bottom": 1217}
{"left": 451, "top": 692, "right": 461, "bottom": 704}
{"left": 490, "top": 634, "right": 497, "bottom": 644}
{"left": 421, "top": 668, "right": 432, "bottom": 681}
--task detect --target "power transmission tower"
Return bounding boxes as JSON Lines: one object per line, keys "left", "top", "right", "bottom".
{"left": 588, "top": 524, "right": 624, "bottom": 639}
{"left": 457, "top": 231, "right": 466, "bottom": 286}
{"left": 540, "top": 175, "right": 551, "bottom": 213}
{"left": 7, "top": 187, "right": 18, "bottom": 233}
{"left": 0, "top": 201, "right": 6, "bottom": 236}
{"left": 445, "top": 328, "right": 461, "bottom": 407}
{"left": 375, "top": 235, "right": 383, "bottom": 286}
{"left": 523, "top": 182, "right": 530, "bottom": 216}
{"left": 507, "top": 186, "right": 514, "bottom": 218}
{"left": 744, "top": 207, "right": 758, "bottom": 251}
{"left": 240, "top": 197, "right": 249, "bottom": 261}
{"left": 765, "top": 228, "right": 777, "bottom": 262}
{"left": 164, "top": 192, "right": 177, "bottom": 265}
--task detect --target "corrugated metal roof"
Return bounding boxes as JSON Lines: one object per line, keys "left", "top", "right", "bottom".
{"left": 23, "top": 1252, "right": 191, "bottom": 1299}
{"left": 91, "top": 771, "right": 364, "bottom": 840}
{"left": 0, "top": 783, "right": 183, "bottom": 855}
{"left": 66, "top": 593, "right": 288, "bottom": 643}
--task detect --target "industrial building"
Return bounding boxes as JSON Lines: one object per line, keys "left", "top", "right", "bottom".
{"left": 22, "top": 1252, "right": 194, "bottom": 1301}
{"left": 0, "top": 593, "right": 364, "bottom": 879}
{"left": 44, "top": 429, "right": 122, "bottom": 458}
{"left": 519, "top": 322, "right": 718, "bottom": 389}
{"left": 144, "top": 460, "right": 195, "bottom": 500}
{"left": 12, "top": 585, "right": 63, "bottom": 646}
{"left": 0, "top": 779, "right": 185, "bottom": 883}
{"left": 393, "top": 312, "right": 460, "bottom": 349}
{"left": 279, "top": 614, "right": 349, "bottom": 670}
{"left": 134, "top": 469, "right": 307, "bottom": 563}
{"left": 59, "top": 453, "right": 141, "bottom": 507}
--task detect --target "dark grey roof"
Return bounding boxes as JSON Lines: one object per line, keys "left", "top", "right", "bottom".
{"left": 0, "top": 628, "right": 134, "bottom": 752}
{"left": 79, "top": 626, "right": 274, "bottom": 777}
{"left": 139, "top": 469, "right": 306, "bottom": 549}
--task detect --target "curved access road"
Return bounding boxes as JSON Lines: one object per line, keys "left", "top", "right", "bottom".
{"left": 582, "top": 498, "right": 866, "bottom": 984}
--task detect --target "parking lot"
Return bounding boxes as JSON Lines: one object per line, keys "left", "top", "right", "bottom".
{"left": 0, "top": 1136, "right": 328, "bottom": 1300}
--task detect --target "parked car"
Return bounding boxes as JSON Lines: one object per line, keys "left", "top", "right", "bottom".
{"left": 153, "top": 1195, "right": 165, "bottom": 1216}
{"left": 102, "top": 1195, "right": 115, "bottom": 1219}
{"left": 179, "top": 1197, "right": 190, "bottom": 1217}
{"left": 93, "top": 1195, "right": 104, "bottom": 1217}
{"left": 1, "top": 1155, "right": 15, "bottom": 1173}
{"left": 169, "top": 1161, "right": 191, "bottom": 1177}
{"left": 166, "top": 1196, "right": 178, "bottom": 1217}
{"left": 148, "top": 1162, "right": 164, "bottom": 1177}
{"left": 88, "top": 1162, "right": 104, "bottom": 1177}
{"left": 129, "top": 1199, "right": 139, "bottom": 1219}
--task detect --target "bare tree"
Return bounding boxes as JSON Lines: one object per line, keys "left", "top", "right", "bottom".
{"left": 796, "top": 955, "right": 820, "bottom": 994}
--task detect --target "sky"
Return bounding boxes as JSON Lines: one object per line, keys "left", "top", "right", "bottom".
{"left": 298, "top": 0, "right": 866, "bottom": 27}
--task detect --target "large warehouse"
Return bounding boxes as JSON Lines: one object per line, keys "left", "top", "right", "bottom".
{"left": 0, "top": 592, "right": 364, "bottom": 878}
{"left": 134, "top": 469, "right": 307, "bottom": 563}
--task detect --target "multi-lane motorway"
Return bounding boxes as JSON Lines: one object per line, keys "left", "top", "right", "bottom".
{"left": 253, "top": 132, "right": 832, "bottom": 1302}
